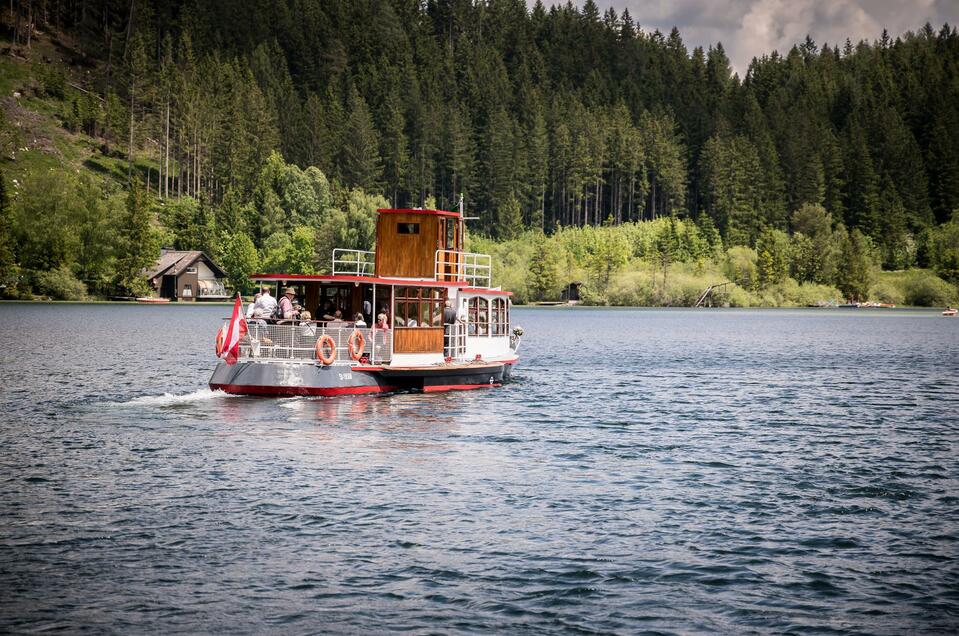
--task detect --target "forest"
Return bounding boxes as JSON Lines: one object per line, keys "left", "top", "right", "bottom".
{"left": 0, "top": 0, "right": 957, "bottom": 305}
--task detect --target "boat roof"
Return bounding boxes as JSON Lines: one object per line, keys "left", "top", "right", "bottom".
{"left": 378, "top": 207, "right": 461, "bottom": 218}
{"left": 251, "top": 273, "right": 512, "bottom": 296}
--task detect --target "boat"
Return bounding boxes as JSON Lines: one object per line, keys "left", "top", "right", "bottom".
{"left": 838, "top": 302, "right": 861, "bottom": 309}
{"left": 136, "top": 297, "right": 171, "bottom": 304}
{"left": 943, "top": 307, "right": 957, "bottom": 317}
{"left": 209, "top": 206, "right": 522, "bottom": 396}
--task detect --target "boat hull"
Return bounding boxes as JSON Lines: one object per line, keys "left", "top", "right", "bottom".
{"left": 209, "top": 359, "right": 516, "bottom": 396}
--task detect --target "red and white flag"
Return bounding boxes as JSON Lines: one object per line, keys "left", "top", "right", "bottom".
{"left": 220, "top": 294, "right": 248, "bottom": 365}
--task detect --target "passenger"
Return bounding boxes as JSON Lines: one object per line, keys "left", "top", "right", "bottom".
{"left": 327, "top": 309, "right": 347, "bottom": 328}
{"left": 353, "top": 313, "right": 367, "bottom": 328}
{"left": 376, "top": 313, "right": 390, "bottom": 330}
{"left": 255, "top": 287, "right": 278, "bottom": 318}
{"left": 442, "top": 300, "right": 460, "bottom": 358}
{"left": 248, "top": 308, "right": 268, "bottom": 327}
{"left": 278, "top": 287, "right": 299, "bottom": 320}
{"left": 246, "top": 292, "right": 261, "bottom": 318}
{"left": 298, "top": 310, "right": 316, "bottom": 337}
{"left": 407, "top": 317, "right": 418, "bottom": 327}
{"left": 320, "top": 300, "right": 336, "bottom": 321}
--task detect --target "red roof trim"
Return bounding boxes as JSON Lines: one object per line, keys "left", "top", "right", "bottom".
{"left": 251, "top": 273, "right": 469, "bottom": 287}
{"left": 377, "top": 208, "right": 461, "bottom": 218}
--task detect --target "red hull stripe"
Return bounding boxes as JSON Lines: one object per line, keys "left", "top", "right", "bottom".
{"left": 423, "top": 383, "right": 501, "bottom": 393}
{"left": 210, "top": 383, "right": 397, "bottom": 397}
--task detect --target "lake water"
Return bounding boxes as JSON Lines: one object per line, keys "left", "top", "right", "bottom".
{"left": 0, "top": 304, "right": 957, "bottom": 634}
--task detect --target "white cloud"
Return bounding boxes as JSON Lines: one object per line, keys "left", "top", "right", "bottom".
{"left": 533, "top": 1, "right": 959, "bottom": 75}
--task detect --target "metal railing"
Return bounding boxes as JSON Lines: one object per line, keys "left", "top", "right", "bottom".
{"left": 332, "top": 249, "right": 375, "bottom": 276}
{"left": 435, "top": 250, "right": 491, "bottom": 287}
{"left": 443, "top": 323, "right": 467, "bottom": 359}
{"left": 227, "top": 321, "right": 393, "bottom": 365}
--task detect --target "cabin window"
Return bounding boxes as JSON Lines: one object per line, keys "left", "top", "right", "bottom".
{"left": 186, "top": 266, "right": 197, "bottom": 274}
{"left": 492, "top": 298, "right": 508, "bottom": 336}
{"left": 393, "top": 286, "right": 444, "bottom": 327}
{"left": 397, "top": 223, "right": 420, "bottom": 235}
{"left": 468, "top": 297, "right": 489, "bottom": 336}
{"left": 445, "top": 218, "right": 456, "bottom": 249}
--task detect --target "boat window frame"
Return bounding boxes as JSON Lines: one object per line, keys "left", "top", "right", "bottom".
{"left": 468, "top": 297, "right": 489, "bottom": 336}
{"left": 393, "top": 286, "right": 444, "bottom": 327}
{"left": 491, "top": 297, "right": 508, "bottom": 336}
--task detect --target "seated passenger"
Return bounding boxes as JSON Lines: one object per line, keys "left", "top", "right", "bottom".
{"left": 353, "top": 313, "right": 367, "bottom": 328}
{"left": 407, "top": 317, "right": 418, "bottom": 327}
{"left": 248, "top": 308, "right": 268, "bottom": 327}
{"left": 376, "top": 313, "right": 390, "bottom": 330}
{"left": 299, "top": 311, "right": 316, "bottom": 337}
{"left": 320, "top": 301, "right": 336, "bottom": 321}
{"left": 327, "top": 309, "right": 347, "bottom": 328}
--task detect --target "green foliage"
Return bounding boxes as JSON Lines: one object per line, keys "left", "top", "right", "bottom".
{"left": 902, "top": 271, "right": 957, "bottom": 307}
{"left": 260, "top": 226, "right": 315, "bottom": 274}
{"left": 36, "top": 64, "right": 67, "bottom": 99}
{"left": 114, "top": 182, "right": 161, "bottom": 296}
{"left": 927, "top": 213, "right": 959, "bottom": 283}
{"left": 756, "top": 228, "right": 790, "bottom": 288}
{"left": 0, "top": 169, "right": 17, "bottom": 296}
{"left": 527, "top": 236, "right": 561, "bottom": 301}
{"left": 32, "top": 265, "right": 87, "bottom": 300}
{"left": 496, "top": 194, "right": 523, "bottom": 241}
{"left": 835, "top": 227, "right": 878, "bottom": 301}
{"left": 872, "top": 270, "right": 957, "bottom": 307}
{"left": 724, "top": 246, "right": 759, "bottom": 290}
{"left": 216, "top": 232, "right": 259, "bottom": 293}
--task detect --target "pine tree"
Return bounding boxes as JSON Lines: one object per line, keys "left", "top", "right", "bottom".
{"left": 115, "top": 182, "right": 159, "bottom": 296}
{"left": 340, "top": 87, "right": 384, "bottom": 194}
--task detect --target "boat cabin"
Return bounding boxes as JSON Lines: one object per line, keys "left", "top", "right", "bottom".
{"left": 245, "top": 208, "right": 515, "bottom": 367}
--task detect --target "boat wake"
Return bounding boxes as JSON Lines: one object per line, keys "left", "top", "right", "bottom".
{"left": 114, "top": 388, "right": 235, "bottom": 407}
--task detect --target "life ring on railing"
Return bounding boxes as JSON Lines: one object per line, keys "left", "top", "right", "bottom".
{"left": 348, "top": 330, "right": 365, "bottom": 361}
{"left": 315, "top": 335, "right": 336, "bottom": 366}
{"left": 215, "top": 327, "right": 225, "bottom": 356}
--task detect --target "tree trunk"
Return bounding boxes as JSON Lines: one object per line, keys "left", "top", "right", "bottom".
{"left": 164, "top": 101, "right": 170, "bottom": 197}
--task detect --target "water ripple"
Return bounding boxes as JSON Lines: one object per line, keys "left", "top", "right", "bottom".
{"left": 0, "top": 305, "right": 957, "bottom": 634}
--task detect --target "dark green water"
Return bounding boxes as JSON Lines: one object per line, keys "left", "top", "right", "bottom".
{"left": 1, "top": 304, "right": 957, "bottom": 633}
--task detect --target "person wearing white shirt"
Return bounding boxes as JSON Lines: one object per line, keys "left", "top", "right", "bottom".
{"left": 255, "top": 287, "right": 278, "bottom": 317}
{"left": 246, "top": 293, "right": 261, "bottom": 318}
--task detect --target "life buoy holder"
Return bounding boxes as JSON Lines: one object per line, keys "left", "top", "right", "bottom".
{"left": 215, "top": 327, "right": 225, "bottom": 356}
{"left": 315, "top": 335, "right": 336, "bottom": 366}
{"left": 348, "top": 330, "right": 365, "bottom": 361}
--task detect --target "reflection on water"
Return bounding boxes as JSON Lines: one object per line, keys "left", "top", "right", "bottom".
{"left": 1, "top": 303, "right": 958, "bottom": 633}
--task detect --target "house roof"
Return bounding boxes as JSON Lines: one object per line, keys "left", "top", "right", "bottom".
{"left": 146, "top": 250, "right": 227, "bottom": 279}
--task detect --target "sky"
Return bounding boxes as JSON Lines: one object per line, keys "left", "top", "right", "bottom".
{"left": 534, "top": 0, "right": 959, "bottom": 76}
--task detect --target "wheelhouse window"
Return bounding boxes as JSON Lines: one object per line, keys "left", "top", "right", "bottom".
{"left": 397, "top": 223, "right": 420, "bottom": 235}
{"left": 492, "top": 298, "right": 508, "bottom": 336}
{"left": 393, "top": 287, "right": 444, "bottom": 327}
{"left": 468, "top": 297, "right": 489, "bottom": 336}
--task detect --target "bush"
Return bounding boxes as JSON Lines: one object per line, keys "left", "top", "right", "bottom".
{"left": 902, "top": 271, "right": 957, "bottom": 306}
{"left": 868, "top": 279, "right": 906, "bottom": 305}
{"left": 32, "top": 266, "right": 87, "bottom": 300}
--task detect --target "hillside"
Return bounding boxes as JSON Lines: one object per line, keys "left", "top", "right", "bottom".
{"left": 0, "top": 1, "right": 957, "bottom": 305}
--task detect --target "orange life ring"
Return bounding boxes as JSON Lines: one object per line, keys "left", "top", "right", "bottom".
{"left": 348, "top": 330, "right": 365, "bottom": 361}
{"left": 215, "top": 327, "right": 225, "bottom": 356}
{"left": 315, "top": 334, "right": 336, "bottom": 365}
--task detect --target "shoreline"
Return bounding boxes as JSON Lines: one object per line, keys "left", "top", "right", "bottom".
{"left": 1, "top": 299, "right": 950, "bottom": 312}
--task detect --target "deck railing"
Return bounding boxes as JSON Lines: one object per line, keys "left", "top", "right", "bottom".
{"left": 332, "top": 249, "right": 375, "bottom": 276}
{"left": 435, "top": 250, "right": 491, "bottom": 287}
{"left": 443, "top": 322, "right": 467, "bottom": 359}
{"left": 225, "top": 321, "right": 393, "bottom": 365}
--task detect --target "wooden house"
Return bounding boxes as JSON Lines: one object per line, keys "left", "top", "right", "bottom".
{"left": 146, "top": 250, "right": 229, "bottom": 301}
